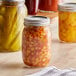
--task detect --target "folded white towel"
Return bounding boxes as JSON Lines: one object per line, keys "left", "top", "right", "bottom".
{"left": 27, "top": 66, "right": 76, "bottom": 76}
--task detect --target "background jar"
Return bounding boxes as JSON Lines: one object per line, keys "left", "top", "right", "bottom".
{"left": 22, "top": 16, "right": 51, "bottom": 67}
{"left": 58, "top": 3, "right": 76, "bottom": 42}
{"left": 25, "top": 0, "right": 39, "bottom": 15}
{"left": 0, "top": 0, "right": 27, "bottom": 52}
{"left": 39, "top": 0, "right": 59, "bottom": 12}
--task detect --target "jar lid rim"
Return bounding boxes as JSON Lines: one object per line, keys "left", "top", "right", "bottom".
{"left": 58, "top": 3, "right": 76, "bottom": 11}
{"left": 24, "top": 16, "right": 50, "bottom": 26}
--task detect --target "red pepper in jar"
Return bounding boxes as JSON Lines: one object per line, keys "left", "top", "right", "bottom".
{"left": 22, "top": 16, "right": 51, "bottom": 67}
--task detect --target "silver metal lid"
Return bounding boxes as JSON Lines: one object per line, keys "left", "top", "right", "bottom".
{"left": 58, "top": 3, "right": 76, "bottom": 12}
{"left": 24, "top": 16, "right": 50, "bottom": 26}
{"left": 0, "top": 0, "right": 25, "bottom": 2}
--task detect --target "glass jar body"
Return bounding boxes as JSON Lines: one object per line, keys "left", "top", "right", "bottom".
{"left": 25, "top": 0, "right": 39, "bottom": 15}
{"left": 39, "top": 0, "right": 59, "bottom": 12}
{"left": 0, "top": 1, "right": 27, "bottom": 52}
{"left": 22, "top": 25, "right": 51, "bottom": 67}
{"left": 59, "top": 11, "right": 76, "bottom": 42}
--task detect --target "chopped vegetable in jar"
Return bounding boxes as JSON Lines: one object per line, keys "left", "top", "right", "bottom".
{"left": 22, "top": 16, "right": 51, "bottom": 67}
{"left": 59, "top": 3, "right": 76, "bottom": 42}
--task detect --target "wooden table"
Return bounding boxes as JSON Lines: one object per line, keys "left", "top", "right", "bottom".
{"left": 0, "top": 15, "right": 76, "bottom": 76}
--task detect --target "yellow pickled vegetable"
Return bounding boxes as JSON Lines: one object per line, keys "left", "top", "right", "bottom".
{"left": 0, "top": 6, "right": 5, "bottom": 15}
{"left": 59, "top": 11, "right": 76, "bottom": 42}
{"left": 0, "top": 3, "right": 27, "bottom": 52}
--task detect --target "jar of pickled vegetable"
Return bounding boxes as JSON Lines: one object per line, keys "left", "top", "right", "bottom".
{"left": 0, "top": 0, "right": 27, "bottom": 52}
{"left": 59, "top": 3, "right": 76, "bottom": 43}
{"left": 22, "top": 16, "right": 51, "bottom": 67}
{"left": 39, "top": 0, "right": 59, "bottom": 12}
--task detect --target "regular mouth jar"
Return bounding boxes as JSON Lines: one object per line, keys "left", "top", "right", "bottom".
{"left": 0, "top": 0, "right": 27, "bottom": 52}
{"left": 39, "top": 0, "right": 59, "bottom": 12}
{"left": 22, "top": 16, "right": 51, "bottom": 67}
{"left": 58, "top": 3, "right": 76, "bottom": 43}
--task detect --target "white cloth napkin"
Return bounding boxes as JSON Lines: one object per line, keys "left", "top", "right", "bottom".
{"left": 28, "top": 66, "right": 76, "bottom": 76}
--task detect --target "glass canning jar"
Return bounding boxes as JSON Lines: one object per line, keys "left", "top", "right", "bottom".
{"left": 59, "top": 3, "right": 76, "bottom": 42}
{"left": 22, "top": 16, "right": 51, "bottom": 67}
{"left": 25, "top": 0, "right": 39, "bottom": 15}
{"left": 39, "top": 0, "right": 59, "bottom": 12}
{"left": 0, "top": 0, "right": 27, "bottom": 52}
